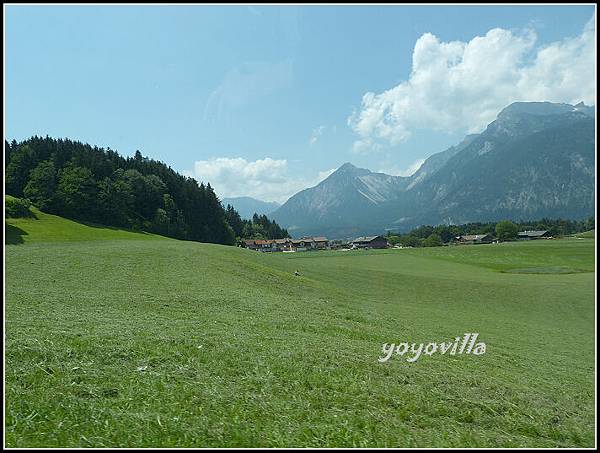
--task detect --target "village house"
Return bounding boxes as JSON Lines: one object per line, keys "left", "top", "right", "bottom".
{"left": 291, "top": 238, "right": 310, "bottom": 251}
{"left": 256, "top": 239, "right": 275, "bottom": 252}
{"left": 455, "top": 234, "right": 494, "bottom": 245}
{"left": 329, "top": 239, "right": 351, "bottom": 250}
{"left": 291, "top": 236, "right": 330, "bottom": 251}
{"left": 312, "top": 237, "right": 329, "bottom": 250}
{"left": 351, "top": 235, "right": 389, "bottom": 249}
{"left": 243, "top": 238, "right": 285, "bottom": 252}
{"left": 517, "top": 230, "right": 553, "bottom": 240}
{"left": 242, "top": 239, "right": 259, "bottom": 250}
{"left": 274, "top": 238, "right": 293, "bottom": 251}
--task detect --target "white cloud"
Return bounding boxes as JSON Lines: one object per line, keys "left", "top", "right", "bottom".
{"left": 192, "top": 157, "right": 335, "bottom": 204}
{"left": 394, "top": 159, "right": 425, "bottom": 176}
{"left": 316, "top": 167, "right": 336, "bottom": 181}
{"left": 349, "top": 14, "right": 596, "bottom": 152}
{"left": 309, "top": 125, "right": 325, "bottom": 146}
{"left": 352, "top": 137, "right": 382, "bottom": 154}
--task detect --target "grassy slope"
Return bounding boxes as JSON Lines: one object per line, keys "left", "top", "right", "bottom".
{"left": 5, "top": 202, "right": 163, "bottom": 245}
{"left": 5, "top": 212, "right": 596, "bottom": 447}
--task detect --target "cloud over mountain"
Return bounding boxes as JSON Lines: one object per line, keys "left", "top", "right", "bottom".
{"left": 192, "top": 157, "right": 335, "bottom": 204}
{"left": 349, "top": 14, "right": 596, "bottom": 152}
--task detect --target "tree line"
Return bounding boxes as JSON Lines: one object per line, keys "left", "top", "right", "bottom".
{"left": 5, "top": 136, "right": 288, "bottom": 244}
{"left": 386, "top": 218, "right": 595, "bottom": 247}
{"left": 224, "top": 207, "right": 289, "bottom": 242}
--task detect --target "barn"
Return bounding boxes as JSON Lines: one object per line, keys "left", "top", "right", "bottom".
{"left": 517, "top": 230, "right": 553, "bottom": 240}
{"left": 455, "top": 234, "right": 494, "bottom": 245}
{"left": 351, "top": 235, "right": 389, "bottom": 249}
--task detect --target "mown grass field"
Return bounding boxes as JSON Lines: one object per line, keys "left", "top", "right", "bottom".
{"left": 4, "top": 210, "right": 596, "bottom": 447}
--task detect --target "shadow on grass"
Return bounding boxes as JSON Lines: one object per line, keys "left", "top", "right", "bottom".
{"left": 77, "top": 220, "right": 154, "bottom": 235}
{"left": 5, "top": 223, "right": 28, "bottom": 245}
{"left": 502, "top": 266, "right": 592, "bottom": 274}
{"left": 6, "top": 209, "right": 38, "bottom": 220}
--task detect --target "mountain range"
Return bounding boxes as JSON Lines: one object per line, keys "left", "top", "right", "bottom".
{"left": 271, "top": 101, "right": 595, "bottom": 238}
{"left": 221, "top": 196, "right": 281, "bottom": 219}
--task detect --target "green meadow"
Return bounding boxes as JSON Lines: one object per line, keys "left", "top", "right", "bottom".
{"left": 5, "top": 209, "right": 596, "bottom": 447}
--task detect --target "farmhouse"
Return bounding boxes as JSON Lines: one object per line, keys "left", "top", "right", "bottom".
{"left": 518, "top": 230, "right": 552, "bottom": 240}
{"left": 455, "top": 234, "right": 494, "bottom": 245}
{"left": 351, "top": 235, "right": 389, "bottom": 249}
{"left": 291, "top": 236, "right": 330, "bottom": 251}
{"left": 256, "top": 239, "right": 276, "bottom": 252}
{"left": 312, "top": 237, "right": 329, "bottom": 249}
{"left": 242, "top": 239, "right": 259, "bottom": 250}
{"left": 291, "top": 238, "right": 309, "bottom": 251}
{"left": 274, "top": 238, "right": 293, "bottom": 251}
{"left": 329, "top": 239, "right": 351, "bottom": 250}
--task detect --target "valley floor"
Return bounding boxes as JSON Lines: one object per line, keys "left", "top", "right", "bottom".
{"left": 4, "top": 214, "right": 596, "bottom": 447}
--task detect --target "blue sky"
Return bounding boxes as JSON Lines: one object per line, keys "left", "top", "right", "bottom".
{"left": 5, "top": 5, "right": 596, "bottom": 203}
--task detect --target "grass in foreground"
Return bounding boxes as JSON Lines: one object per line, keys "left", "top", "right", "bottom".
{"left": 4, "top": 213, "right": 596, "bottom": 447}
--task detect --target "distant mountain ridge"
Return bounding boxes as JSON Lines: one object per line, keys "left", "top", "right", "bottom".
{"left": 271, "top": 101, "right": 595, "bottom": 238}
{"left": 221, "top": 196, "right": 281, "bottom": 219}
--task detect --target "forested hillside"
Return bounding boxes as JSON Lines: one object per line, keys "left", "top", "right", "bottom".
{"left": 5, "top": 136, "right": 288, "bottom": 244}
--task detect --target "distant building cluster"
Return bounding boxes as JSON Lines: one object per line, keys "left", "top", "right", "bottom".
{"left": 453, "top": 230, "right": 552, "bottom": 245}
{"left": 241, "top": 229, "right": 554, "bottom": 252}
{"left": 242, "top": 237, "right": 329, "bottom": 252}
{"left": 242, "top": 235, "right": 390, "bottom": 252}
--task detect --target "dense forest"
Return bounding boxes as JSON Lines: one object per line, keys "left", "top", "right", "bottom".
{"left": 387, "top": 218, "right": 595, "bottom": 247}
{"left": 224, "top": 208, "right": 289, "bottom": 241}
{"left": 4, "top": 136, "right": 288, "bottom": 245}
